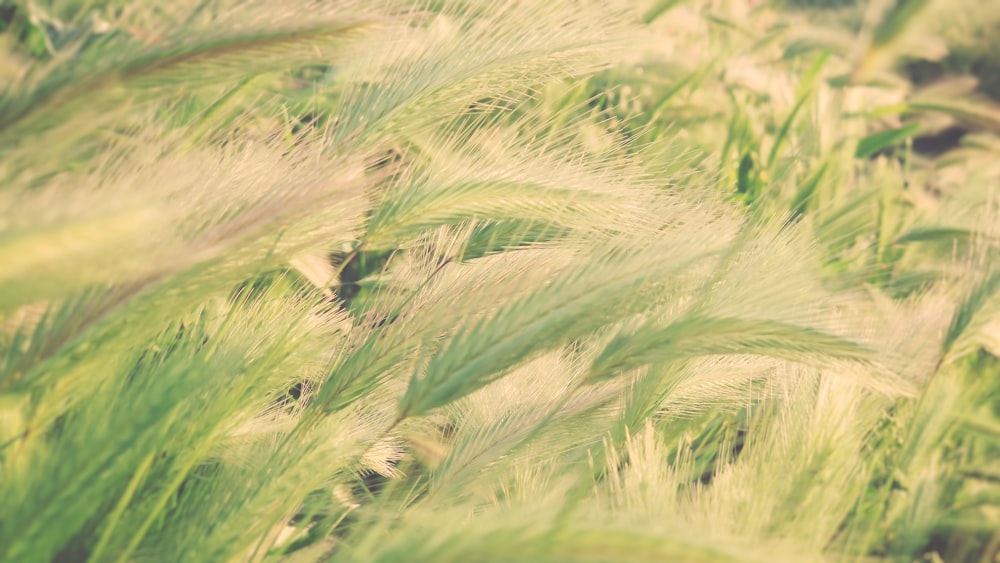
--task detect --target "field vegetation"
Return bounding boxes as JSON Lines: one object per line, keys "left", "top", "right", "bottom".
{"left": 1, "top": 0, "right": 999, "bottom": 561}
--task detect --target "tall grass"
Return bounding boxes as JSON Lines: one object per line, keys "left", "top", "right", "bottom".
{"left": 1, "top": 0, "right": 998, "bottom": 561}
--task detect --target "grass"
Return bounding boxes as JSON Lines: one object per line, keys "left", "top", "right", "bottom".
{"left": 1, "top": 0, "right": 999, "bottom": 561}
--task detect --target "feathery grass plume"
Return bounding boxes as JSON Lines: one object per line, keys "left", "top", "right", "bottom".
{"left": 327, "top": 0, "right": 630, "bottom": 149}
{"left": 0, "top": 1, "right": 381, "bottom": 123}
{"left": 0, "top": 136, "right": 367, "bottom": 310}
{"left": 942, "top": 265, "right": 1000, "bottom": 363}
{"left": 397, "top": 229, "right": 731, "bottom": 418}
{"left": 1, "top": 285, "right": 336, "bottom": 561}
{"left": 0, "top": 138, "right": 368, "bottom": 446}
{"left": 361, "top": 126, "right": 663, "bottom": 251}
{"left": 0, "top": 1, "right": 386, "bottom": 185}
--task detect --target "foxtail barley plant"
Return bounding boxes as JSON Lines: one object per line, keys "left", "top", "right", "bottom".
{"left": 1, "top": 0, "right": 999, "bottom": 561}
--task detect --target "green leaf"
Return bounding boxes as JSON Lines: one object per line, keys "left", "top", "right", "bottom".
{"left": 855, "top": 123, "right": 920, "bottom": 159}
{"left": 789, "top": 161, "right": 828, "bottom": 220}
{"left": 767, "top": 53, "right": 827, "bottom": 170}
{"left": 870, "top": 0, "right": 934, "bottom": 49}
{"left": 642, "top": 0, "right": 690, "bottom": 24}
{"left": 893, "top": 226, "right": 978, "bottom": 245}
